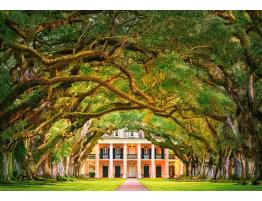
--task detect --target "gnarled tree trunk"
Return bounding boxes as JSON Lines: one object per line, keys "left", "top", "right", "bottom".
{"left": 0, "top": 151, "right": 13, "bottom": 182}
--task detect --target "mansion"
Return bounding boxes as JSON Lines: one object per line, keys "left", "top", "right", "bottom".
{"left": 80, "top": 128, "right": 185, "bottom": 178}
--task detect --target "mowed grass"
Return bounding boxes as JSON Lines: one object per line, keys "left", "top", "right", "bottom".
{"left": 0, "top": 178, "right": 125, "bottom": 191}
{"left": 139, "top": 178, "right": 262, "bottom": 191}
{"left": 2, "top": 178, "right": 262, "bottom": 191}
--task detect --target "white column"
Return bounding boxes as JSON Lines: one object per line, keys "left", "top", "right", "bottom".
{"left": 109, "top": 143, "right": 114, "bottom": 178}
{"left": 164, "top": 148, "right": 169, "bottom": 178}
{"left": 151, "top": 144, "right": 156, "bottom": 178}
{"left": 95, "top": 144, "right": 100, "bottom": 178}
{"left": 123, "top": 143, "right": 127, "bottom": 178}
{"left": 137, "top": 143, "right": 141, "bottom": 178}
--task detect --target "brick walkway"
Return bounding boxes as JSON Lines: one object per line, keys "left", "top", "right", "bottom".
{"left": 117, "top": 179, "right": 148, "bottom": 191}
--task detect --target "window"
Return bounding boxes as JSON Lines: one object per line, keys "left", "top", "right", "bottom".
{"left": 103, "top": 148, "right": 108, "bottom": 154}
{"left": 115, "top": 131, "right": 118, "bottom": 137}
{"left": 130, "top": 132, "right": 134, "bottom": 137}
{"left": 88, "top": 161, "right": 95, "bottom": 172}
{"left": 115, "top": 148, "right": 121, "bottom": 159}
{"left": 116, "top": 148, "right": 120, "bottom": 155}
{"left": 144, "top": 148, "right": 149, "bottom": 155}
{"left": 144, "top": 148, "right": 149, "bottom": 159}
{"left": 156, "top": 148, "right": 161, "bottom": 155}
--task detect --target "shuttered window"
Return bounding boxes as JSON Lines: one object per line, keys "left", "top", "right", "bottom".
{"left": 103, "top": 148, "right": 108, "bottom": 154}
{"left": 144, "top": 148, "right": 149, "bottom": 155}
{"left": 116, "top": 148, "right": 120, "bottom": 154}
{"left": 156, "top": 148, "right": 161, "bottom": 154}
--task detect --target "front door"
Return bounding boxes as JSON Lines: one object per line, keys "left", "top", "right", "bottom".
{"left": 103, "top": 165, "right": 108, "bottom": 177}
{"left": 115, "top": 165, "right": 121, "bottom": 177}
{"left": 144, "top": 165, "right": 149, "bottom": 177}
{"left": 156, "top": 166, "right": 161, "bottom": 177}
{"left": 128, "top": 164, "right": 136, "bottom": 178}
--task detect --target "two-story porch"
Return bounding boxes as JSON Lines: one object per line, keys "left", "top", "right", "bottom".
{"left": 95, "top": 142, "right": 168, "bottom": 178}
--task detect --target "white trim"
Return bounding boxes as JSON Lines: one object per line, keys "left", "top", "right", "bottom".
{"left": 95, "top": 145, "right": 100, "bottom": 178}
{"left": 109, "top": 143, "right": 114, "bottom": 178}
{"left": 165, "top": 148, "right": 169, "bottom": 178}
{"left": 137, "top": 144, "right": 141, "bottom": 178}
{"left": 151, "top": 144, "right": 156, "bottom": 178}
{"left": 123, "top": 143, "right": 127, "bottom": 178}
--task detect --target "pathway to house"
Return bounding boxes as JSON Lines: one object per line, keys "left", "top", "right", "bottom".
{"left": 117, "top": 179, "right": 148, "bottom": 191}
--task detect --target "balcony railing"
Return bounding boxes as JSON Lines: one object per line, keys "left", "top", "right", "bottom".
{"left": 93, "top": 153, "right": 172, "bottom": 160}
{"left": 114, "top": 154, "right": 123, "bottom": 159}
{"left": 142, "top": 154, "right": 150, "bottom": 159}
{"left": 155, "top": 154, "right": 164, "bottom": 159}
{"left": 100, "top": 154, "right": 109, "bottom": 159}
{"left": 88, "top": 154, "right": 95, "bottom": 159}
{"left": 127, "top": 154, "right": 137, "bottom": 159}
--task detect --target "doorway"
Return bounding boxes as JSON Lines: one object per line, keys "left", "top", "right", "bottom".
{"left": 156, "top": 165, "right": 162, "bottom": 177}
{"left": 169, "top": 164, "right": 175, "bottom": 178}
{"left": 128, "top": 164, "right": 137, "bottom": 178}
{"left": 144, "top": 165, "right": 149, "bottom": 177}
{"left": 103, "top": 165, "right": 108, "bottom": 177}
{"left": 115, "top": 165, "right": 121, "bottom": 177}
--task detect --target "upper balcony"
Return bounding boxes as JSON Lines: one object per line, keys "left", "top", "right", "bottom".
{"left": 94, "top": 153, "right": 165, "bottom": 160}
{"left": 99, "top": 153, "right": 124, "bottom": 159}
{"left": 88, "top": 153, "right": 175, "bottom": 160}
{"left": 93, "top": 146, "right": 166, "bottom": 160}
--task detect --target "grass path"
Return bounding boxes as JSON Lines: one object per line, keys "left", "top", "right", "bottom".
{"left": 0, "top": 178, "right": 125, "bottom": 191}
{"left": 139, "top": 178, "right": 262, "bottom": 191}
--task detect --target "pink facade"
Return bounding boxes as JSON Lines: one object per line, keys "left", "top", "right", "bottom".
{"left": 80, "top": 142, "right": 184, "bottom": 178}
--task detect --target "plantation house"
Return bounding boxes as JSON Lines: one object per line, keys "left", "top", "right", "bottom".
{"left": 78, "top": 128, "right": 184, "bottom": 178}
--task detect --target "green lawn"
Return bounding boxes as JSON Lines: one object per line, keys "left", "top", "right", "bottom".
{"left": 139, "top": 178, "right": 262, "bottom": 191}
{"left": 2, "top": 178, "right": 262, "bottom": 191}
{"left": 0, "top": 178, "right": 125, "bottom": 191}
